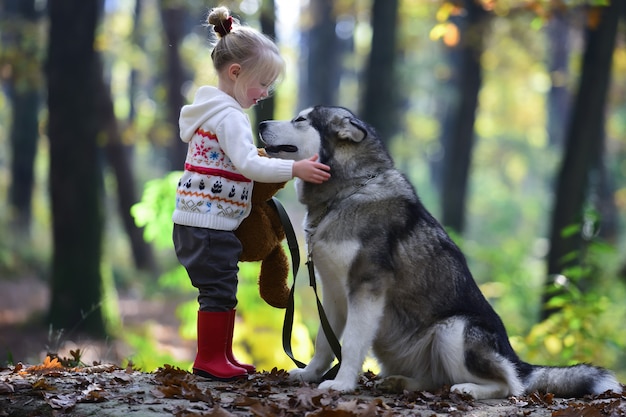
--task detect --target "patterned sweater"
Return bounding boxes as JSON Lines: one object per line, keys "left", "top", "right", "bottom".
{"left": 172, "top": 86, "right": 294, "bottom": 231}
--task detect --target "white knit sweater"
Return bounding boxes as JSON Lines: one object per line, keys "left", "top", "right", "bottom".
{"left": 172, "top": 86, "right": 294, "bottom": 231}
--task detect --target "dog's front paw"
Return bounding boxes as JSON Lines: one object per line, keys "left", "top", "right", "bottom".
{"left": 318, "top": 379, "right": 356, "bottom": 392}
{"left": 288, "top": 367, "right": 322, "bottom": 383}
{"left": 451, "top": 382, "right": 509, "bottom": 400}
{"left": 450, "top": 383, "right": 479, "bottom": 398}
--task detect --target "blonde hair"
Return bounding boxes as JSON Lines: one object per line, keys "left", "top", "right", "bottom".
{"left": 207, "top": 6, "right": 285, "bottom": 99}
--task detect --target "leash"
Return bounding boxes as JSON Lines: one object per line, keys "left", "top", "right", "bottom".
{"left": 268, "top": 197, "right": 342, "bottom": 380}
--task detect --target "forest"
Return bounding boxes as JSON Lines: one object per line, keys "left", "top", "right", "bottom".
{"left": 1, "top": 0, "right": 625, "bottom": 384}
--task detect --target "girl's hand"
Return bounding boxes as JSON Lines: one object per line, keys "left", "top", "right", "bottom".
{"left": 292, "top": 154, "right": 331, "bottom": 184}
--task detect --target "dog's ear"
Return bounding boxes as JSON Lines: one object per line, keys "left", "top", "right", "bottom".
{"left": 331, "top": 116, "right": 367, "bottom": 143}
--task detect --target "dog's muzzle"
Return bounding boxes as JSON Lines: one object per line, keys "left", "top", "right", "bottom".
{"left": 264, "top": 145, "right": 299, "bottom": 153}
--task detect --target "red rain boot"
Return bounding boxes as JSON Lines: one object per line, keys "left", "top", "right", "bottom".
{"left": 193, "top": 310, "right": 247, "bottom": 380}
{"left": 226, "top": 309, "right": 256, "bottom": 374}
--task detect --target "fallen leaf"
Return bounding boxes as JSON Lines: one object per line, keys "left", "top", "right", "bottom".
{"left": 32, "top": 378, "right": 54, "bottom": 391}
{"left": 249, "top": 401, "right": 283, "bottom": 417}
{"left": 7, "top": 377, "right": 31, "bottom": 391}
{"left": 336, "top": 399, "right": 359, "bottom": 411}
{"left": 43, "top": 392, "right": 77, "bottom": 410}
{"left": 79, "top": 383, "right": 107, "bottom": 403}
{"left": 552, "top": 404, "right": 603, "bottom": 417}
{"left": 207, "top": 406, "right": 236, "bottom": 416}
{"left": 27, "top": 356, "right": 64, "bottom": 375}
{"left": 0, "top": 382, "right": 14, "bottom": 394}
{"left": 308, "top": 408, "right": 358, "bottom": 416}
{"left": 112, "top": 371, "right": 133, "bottom": 384}
{"left": 81, "top": 363, "right": 119, "bottom": 374}
{"left": 294, "top": 386, "right": 324, "bottom": 408}
{"left": 233, "top": 395, "right": 260, "bottom": 407}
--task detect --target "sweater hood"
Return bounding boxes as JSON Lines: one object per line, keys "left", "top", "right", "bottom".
{"left": 179, "top": 86, "right": 242, "bottom": 143}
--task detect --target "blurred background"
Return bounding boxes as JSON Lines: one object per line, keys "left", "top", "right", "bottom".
{"left": 1, "top": 0, "right": 625, "bottom": 381}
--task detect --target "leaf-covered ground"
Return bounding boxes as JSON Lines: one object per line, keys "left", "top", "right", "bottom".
{"left": 1, "top": 359, "right": 625, "bottom": 417}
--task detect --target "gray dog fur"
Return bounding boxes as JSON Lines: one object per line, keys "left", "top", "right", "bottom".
{"left": 258, "top": 106, "right": 622, "bottom": 399}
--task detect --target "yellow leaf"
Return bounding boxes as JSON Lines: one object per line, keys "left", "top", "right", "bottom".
{"left": 429, "top": 22, "right": 460, "bottom": 47}
{"left": 43, "top": 356, "right": 62, "bottom": 369}
{"left": 436, "top": 2, "right": 455, "bottom": 22}
{"left": 544, "top": 334, "right": 562, "bottom": 355}
{"left": 429, "top": 23, "right": 448, "bottom": 41}
{"left": 443, "top": 23, "right": 460, "bottom": 47}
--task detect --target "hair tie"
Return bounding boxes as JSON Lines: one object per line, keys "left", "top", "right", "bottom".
{"left": 215, "top": 16, "right": 233, "bottom": 37}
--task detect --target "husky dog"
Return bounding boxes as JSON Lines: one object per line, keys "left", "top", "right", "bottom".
{"left": 258, "top": 106, "right": 622, "bottom": 399}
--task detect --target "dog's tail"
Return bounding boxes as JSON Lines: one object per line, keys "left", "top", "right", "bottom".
{"left": 523, "top": 363, "right": 622, "bottom": 397}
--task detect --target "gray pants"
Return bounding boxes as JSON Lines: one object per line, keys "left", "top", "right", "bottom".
{"left": 173, "top": 224, "right": 242, "bottom": 311}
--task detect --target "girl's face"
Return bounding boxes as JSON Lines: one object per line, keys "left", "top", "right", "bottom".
{"left": 219, "top": 63, "right": 277, "bottom": 109}
{"left": 237, "top": 77, "right": 272, "bottom": 109}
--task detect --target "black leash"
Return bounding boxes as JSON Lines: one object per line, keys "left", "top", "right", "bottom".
{"left": 268, "top": 197, "right": 342, "bottom": 379}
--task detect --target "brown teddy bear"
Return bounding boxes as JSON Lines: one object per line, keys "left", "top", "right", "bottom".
{"left": 235, "top": 149, "right": 291, "bottom": 309}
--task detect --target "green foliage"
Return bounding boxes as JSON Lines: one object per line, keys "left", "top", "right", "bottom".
{"left": 100, "top": 261, "right": 122, "bottom": 336}
{"left": 123, "top": 328, "right": 184, "bottom": 372}
{"left": 130, "top": 171, "right": 182, "bottom": 250}
{"left": 511, "top": 240, "right": 626, "bottom": 379}
{"left": 450, "top": 231, "right": 545, "bottom": 336}
{"left": 451, "top": 224, "right": 626, "bottom": 380}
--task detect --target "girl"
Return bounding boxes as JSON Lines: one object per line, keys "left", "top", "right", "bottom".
{"left": 172, "top": 6, "right": 331, "bottom": 381}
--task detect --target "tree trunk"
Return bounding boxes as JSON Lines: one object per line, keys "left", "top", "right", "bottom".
{"left": 595, "top": 143, "right": 618, "bottom": 244}
{"left": 128, "top": 0, "right": 143, "bottom": 122}
{"left": 253, "top": 0, "right": 277, "bottom": 141}
{"left": 8, "top": 88, "right": 39, "bottom": 234}
{"left": 5, "top": 0, "right": 43, "bottom": 236}
{"left": 95, "top": 59, "right": 158, "bottom": 274}
{"left": 439, "top": 0, "right": 489, "bottom": 233}
{"left": 298, "top": 0, "right": 340, "bottom": 109}
{"left": 541, "top": 3, "right": 621, "bottom": 319}
{"left": 160, "top": 4, "right": 188, "bottom": 170}
{"left": 359, "top": 0, "right": 399, "bottom": 148}
{"left": 546, "top": 10, "right": 572, "bottom": 148}
{"left": 46, "top": 0, "right": 107, "bottom": 338}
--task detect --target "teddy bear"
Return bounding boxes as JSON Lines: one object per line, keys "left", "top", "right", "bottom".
{"left": 235, "top": 149, "right": 291, "bottom": 309}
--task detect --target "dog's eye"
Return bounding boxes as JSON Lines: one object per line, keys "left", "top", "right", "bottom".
{"left": 293, "top": 116, "right": 306, "bottom": 123}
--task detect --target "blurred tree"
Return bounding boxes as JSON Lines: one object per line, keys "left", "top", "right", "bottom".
{"left": 104, "top": 0, "right": 158, "bottom": 273}
{"left": 160, "top": 1, "right": 189, "bottom": 170}
{"left": 2, "top": 0, "right": 44, "bottom": 236}
{"left": 128, "top": 0, "right": 143, "bottom": 122}
{"left": 253, "top": 0, "right": 278, "bottom": 137}
{"left": 298, "top": 0, "right": 341, "bottom": 108}
{"left": 438, "top": 0, "right": 490, "bottom": 233}
{"left": 46, "top": 0, "right": 107, "bottom": 337}
{"left": 542, "top": 2, "right": 622, "bottom": 319}
{"left": 359, "top": 0, "right": 399, "bottom": 147}
{"left": 96, "top": 58, "right": 158, "bottom": 274}
{"left": 546, "top": 9, "right": 571, "bottom": 148}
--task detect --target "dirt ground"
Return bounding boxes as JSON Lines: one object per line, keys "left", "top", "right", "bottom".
{"left": 2, "top": 277, "right": 626, "bottom": 417}
{"left": 2, "top": 358, "right": 625, "bottom": 417}
{"left": 0, "top": 276, "right": 195, "bottom": 368}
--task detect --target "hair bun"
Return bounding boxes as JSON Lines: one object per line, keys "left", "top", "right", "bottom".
{"left": 208, "top": 6, "right": 234, "bottom": 37}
